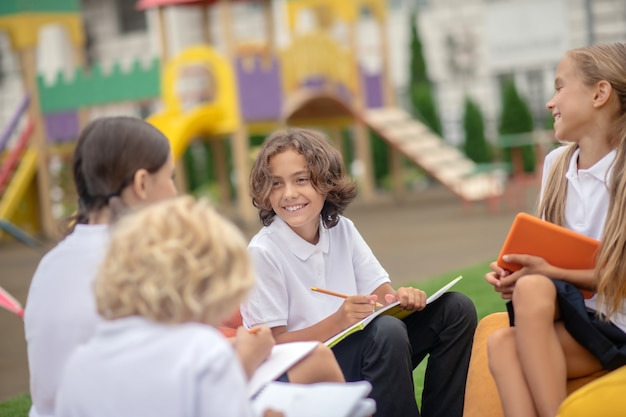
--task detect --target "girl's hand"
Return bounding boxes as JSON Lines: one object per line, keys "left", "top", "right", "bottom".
{"left": 498, "top": 254, "right": 550, "bottom": 287}
{"left": 485, "top": 261, "right": 515, "bottom": 299}
{"left": 234, "top": 325, "right": 275, "bottom": 379}
{"left": 337, "top": 295, "right": 379, "bottom": 327}
{"left": 384, "top": 287, "right": 426, "bottom": 311}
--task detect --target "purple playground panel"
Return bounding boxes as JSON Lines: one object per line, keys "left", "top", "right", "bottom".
{"left": 44, "top": 111, "right": 80, "bottom": 143}
{"left": 361, "top": 70, "right": 383, "bottom": 109}
{"left": 236, "top": 56, "right": 283, "bottom": 122}
{"left": 235, "top": 57, "right": 384, "bottom": 122}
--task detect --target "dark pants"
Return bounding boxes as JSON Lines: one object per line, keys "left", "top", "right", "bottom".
{"left": 331, "top": 292, "right": 477, "bottom": 417}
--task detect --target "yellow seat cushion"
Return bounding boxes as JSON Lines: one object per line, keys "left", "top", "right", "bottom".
{"left": 557, "top": 364, "right": 626, "bottom": 417}
{"left": 463, "top": 312, "right": 610, "bottom": 417}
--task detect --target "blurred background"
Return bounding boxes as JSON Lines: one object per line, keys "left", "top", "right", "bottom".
{"left": 0, "top": 0, "right": 625, "bottom": 404}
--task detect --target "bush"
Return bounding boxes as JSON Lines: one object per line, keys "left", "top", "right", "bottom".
{"left": 408, "top": 13, "right": 443, "bottom": 137}
{"left": 462, "top": 97, "right": 491, "bottom": 164}
{"left": 498, "top": 81, "right": 536, "bottom": 173}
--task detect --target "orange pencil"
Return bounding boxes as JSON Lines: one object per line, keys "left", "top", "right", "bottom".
{"left": 248, "top": 327, "right": 262, "bottom": 334}
{"left": 311, "top": 287, "right": 383, "bottom": 308}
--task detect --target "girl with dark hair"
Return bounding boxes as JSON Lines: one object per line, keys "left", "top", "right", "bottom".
{"left": 24, "top": 116, "right": 178, "bottom": 417}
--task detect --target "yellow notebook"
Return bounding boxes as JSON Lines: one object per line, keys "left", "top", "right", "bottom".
{"left": 497, "top": 213, "right": 600, "bottom": 298}
{"left": 324, "top": 276, "right": 463, "bottom": 348}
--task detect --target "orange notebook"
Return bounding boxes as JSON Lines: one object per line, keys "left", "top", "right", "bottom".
{"left": 497, "top": 213, "right": 600, "bottom": 298}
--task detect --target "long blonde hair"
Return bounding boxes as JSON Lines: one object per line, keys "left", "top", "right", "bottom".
{"left": 538, "top": 43, "right": 626, "bottom": 318}
{"left": 95, "top": 196, "right": 254, "bottom": 326}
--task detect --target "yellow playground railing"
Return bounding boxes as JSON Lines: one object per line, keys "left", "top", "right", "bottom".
{"left": 279, "top": 31, "right": 357, "bottom": 98}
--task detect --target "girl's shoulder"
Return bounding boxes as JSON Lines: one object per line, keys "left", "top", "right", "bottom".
{"left": 544, "top": 144, "right": 575, "bottom": 168}
{"left": 546, "top": 144, "right": 572, "bottom": 159}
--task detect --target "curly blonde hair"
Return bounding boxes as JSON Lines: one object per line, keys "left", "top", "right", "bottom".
{"left": 95, "top": 196, "right": 254, "bottom": 326}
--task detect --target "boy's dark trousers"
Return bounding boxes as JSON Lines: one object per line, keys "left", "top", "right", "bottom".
{"left": 332, "top": 292, "right": 477, "bottom": 417}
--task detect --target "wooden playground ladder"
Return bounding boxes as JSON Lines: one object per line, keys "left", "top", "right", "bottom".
{"left": 362, "top": 107, "right": 506, "bottom": 204}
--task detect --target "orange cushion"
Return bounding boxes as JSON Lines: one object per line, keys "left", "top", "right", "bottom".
{"left": 463, "top": 312, "right": 610, "bottom": 417}
{"left": 221, "top": 309, "right": 243, "bottom": 329}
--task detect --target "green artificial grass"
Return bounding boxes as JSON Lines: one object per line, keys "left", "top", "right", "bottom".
{"left": 0, "top": 261, "right": 506, "bottom": 415}
{"left": 0, "top": 393, "right": 30, "bottom": 417}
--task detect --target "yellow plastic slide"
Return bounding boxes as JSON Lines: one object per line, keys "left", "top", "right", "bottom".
{"left": 0, "top": 147, "right": 38, "bottom": 221}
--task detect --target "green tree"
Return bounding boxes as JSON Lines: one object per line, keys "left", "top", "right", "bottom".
{"left": 409, "top": 12, "right": 428, "bottom": 85}
{"left": 409, "top": 13, "right": 442, "bottom": 136}
{"left": 462, "top": 97, "right": 491, "bottom": 163}
{"left": 499, "top": 80, "right": 536, "bottom": 173}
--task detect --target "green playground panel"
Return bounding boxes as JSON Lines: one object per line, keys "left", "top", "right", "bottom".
{"left": 37, "top": 58, "right": 161, "bottom": 113}
{"left": 0, "top": 0, "right": 79, "bottom": 15}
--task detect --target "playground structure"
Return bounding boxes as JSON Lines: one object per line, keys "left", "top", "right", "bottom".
{"left": 0, "top": 0, "right": 506, "bottom": 241}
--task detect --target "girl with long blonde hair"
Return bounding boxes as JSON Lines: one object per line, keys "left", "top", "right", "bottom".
{"left": 485, "top": 42, "right": 626, "bottom": 417}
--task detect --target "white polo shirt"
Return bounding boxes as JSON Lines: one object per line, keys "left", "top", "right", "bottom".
{"left": 541, "top": 145, "right": 613, "bottom": 240}
{"left": 541, "top": 145, "right": 626, "bottom": 332}
{"left": 55, "top": 317, "right": 253, "bottom": 417}
{"left": 24, "top": 224, "right": 109, "bottom": 417}
{"left": 242, "top": 216, "right": 390, "bottom": 331}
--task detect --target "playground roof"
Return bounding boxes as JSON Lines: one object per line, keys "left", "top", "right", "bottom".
{"left": 136, "top": 0, "right": 255, "bottom": 10}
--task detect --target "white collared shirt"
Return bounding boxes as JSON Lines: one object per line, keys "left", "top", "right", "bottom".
{"left": 542, "top": 146, "right": 626, "bottom": 332}
{"left": 25, "top": 224, "right": 110, "bottom": 417}
{"left": 541, "top": 146, "right": 614, "bottom": 239}
{"left": 242, "top": 216, "right": 390, "bottom": 331}
{"left": 55, "top": 317, "right": 252, "bottom": 417}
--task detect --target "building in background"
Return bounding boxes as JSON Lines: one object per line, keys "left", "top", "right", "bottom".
{"left": 407, "top": 0, "right": 626, "bottom": 144}
{"left": 2, "top": 0, "right": 624, "bottom": 145}
{"left": 0, "top": 0, "right": 624, "bottom": 239}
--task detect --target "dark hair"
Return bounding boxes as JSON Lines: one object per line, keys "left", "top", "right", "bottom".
{"left": 249, "top": 128, "right": 357, "bottom": 228}
{"left": 69, "top": 116, "right": 171, "bottom": 231}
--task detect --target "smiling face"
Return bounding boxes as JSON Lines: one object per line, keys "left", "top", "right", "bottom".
{"left": 546, "top": 55, "right": 597, "bottom": 142}
{"left": 268, "top": 149, "right": 326, "bottom": 244}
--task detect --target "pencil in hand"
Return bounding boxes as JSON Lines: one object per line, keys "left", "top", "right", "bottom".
{"left": 311, "top": 287, "right": 384, "bottom": 308}
{"left": 248, "top": 327, "right": 262, "bottom": 334}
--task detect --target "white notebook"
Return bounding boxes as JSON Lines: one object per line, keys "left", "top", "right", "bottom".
{"left": 252, "top": 381, "right": 374, "bottom": 417}
{"left": 248, "top": 341, "right": 319, "bottom": 398}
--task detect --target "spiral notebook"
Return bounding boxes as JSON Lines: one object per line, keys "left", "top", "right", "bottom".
{"left": 497, "top": 213, "right": 600, "bottom": 298}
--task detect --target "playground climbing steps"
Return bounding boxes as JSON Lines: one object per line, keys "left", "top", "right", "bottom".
{"left": 362, "top": 107, "right": 506, "bottom": 204}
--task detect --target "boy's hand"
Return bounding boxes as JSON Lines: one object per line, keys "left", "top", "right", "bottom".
{"left": 338, "top": 295, "right": 379, "bottom": 327}
{"left": 234, "top": 325, "right": 275, "bottom": 379}
{"left": 384, "top": 287, "right": 426, "bottom": 311}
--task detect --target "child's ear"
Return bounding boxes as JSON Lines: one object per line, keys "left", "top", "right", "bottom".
{"left": 593, "top": 80, "right": 613, "bottom": 107}
{"left": 130, "top": 169, "right": 150, "bottom": 201}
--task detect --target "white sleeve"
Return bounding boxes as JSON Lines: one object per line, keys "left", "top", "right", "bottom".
{"left": 241, "top": 244, "right": 290, "bottom": 329}
{"left": 344, "top": 219, "right": 391, "bottom": 295}
{"left": 197, "top": 346, "right": 255, "bottom": 417}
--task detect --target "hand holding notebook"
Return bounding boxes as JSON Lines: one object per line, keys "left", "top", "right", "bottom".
{"left": 323, "top": 276, "right": 463, "bottom": 347}
{"left": 497, "top": 213, "right": 599, "bottom": 298}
